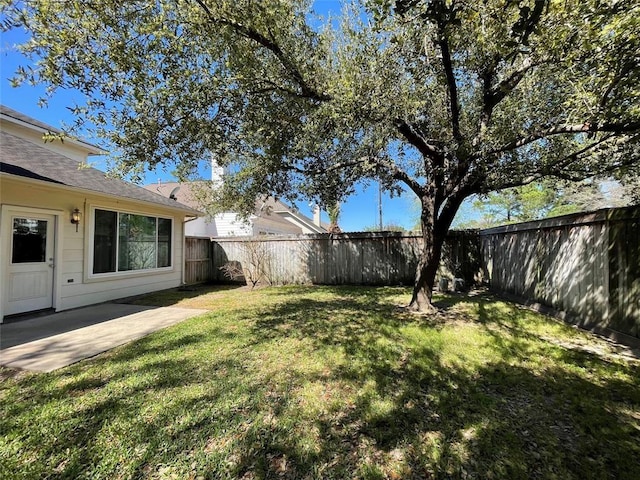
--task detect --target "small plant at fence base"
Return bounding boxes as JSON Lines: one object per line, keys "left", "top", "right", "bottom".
{"left": 219, "top": 239, "right": 274, "bottom": 288}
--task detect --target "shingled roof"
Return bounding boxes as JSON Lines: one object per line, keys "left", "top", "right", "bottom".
{"left": 0, "top": 104, "right": 102, "bottom": 153}
{"left": 0, "top": 130, "right": 200, "bottom": 214}
{"left": 144, "top": 181, "right": 326, "bottom": 232}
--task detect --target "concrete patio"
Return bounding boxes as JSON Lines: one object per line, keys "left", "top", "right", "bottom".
{"left": 0, "top": 303, "right": 207, "bottom": 372}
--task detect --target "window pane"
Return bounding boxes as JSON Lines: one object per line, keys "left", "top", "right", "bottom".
{"left": 93, "top": 209, "right": 117, "bottom": 273}
{"left": 12, "top": 218, "right": 47, "bottom": 263}
{"left": 119, "top": 214, "right": 157, "bottom": 271}
{"left": 157, "top": 218, "right": 172, "bottom": 267}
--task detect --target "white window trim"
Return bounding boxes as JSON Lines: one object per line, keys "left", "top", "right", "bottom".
{"left": 85, "top": 204, "right": 175, "bottom": 282}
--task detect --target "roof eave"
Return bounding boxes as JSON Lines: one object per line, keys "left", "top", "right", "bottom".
{"left": 0, "top": 112, "right": 104, "bottom": 155}
{"left": 0, "top": 172, "right": 202, "bottom": 215}
{"left": 273, "top": 209, "right": 327, "bottom": 233}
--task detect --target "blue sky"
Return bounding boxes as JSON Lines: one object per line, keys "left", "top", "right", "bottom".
{"left": 0, "top": 1, "right": 475, "bottom": 232}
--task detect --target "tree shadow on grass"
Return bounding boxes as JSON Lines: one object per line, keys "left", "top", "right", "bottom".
{"left": 2, "top": 289, "right": 638, "bottom": 479}
{"left": 239, "top": 291, "right": 640, "bottom": 479}
{"left": 0, "top": 328, "right": 255, "bottom": 479}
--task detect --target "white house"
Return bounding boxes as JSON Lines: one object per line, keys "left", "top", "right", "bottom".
{"left": 145, "top": 177, "right": 326, "bottom": 237}
{"left": 0, "top": 105, "right": 201, "bottom": 322}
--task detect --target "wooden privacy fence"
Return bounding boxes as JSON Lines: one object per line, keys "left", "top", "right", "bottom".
{"left": 480, "top": 206, "right": 640, "bottom": 340}
{"left": 210, "top": 231, "right": 481, "bottom": 287}
{"left": 191, "top": 206, "right": 639, "bottom": 340}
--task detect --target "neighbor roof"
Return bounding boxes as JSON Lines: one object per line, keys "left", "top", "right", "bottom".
{"left": 144, "top": 181, "right": 323, "bottom": 230}
{"left": 0, "top": 131, "right": 200, "bottom": 214}
{"left": 0, "top": 104, "right": 102, "bottom": 154}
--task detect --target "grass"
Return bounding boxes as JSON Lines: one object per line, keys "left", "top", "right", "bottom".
{"left": 1, "top": 285, "right": 638, "bottom": 479}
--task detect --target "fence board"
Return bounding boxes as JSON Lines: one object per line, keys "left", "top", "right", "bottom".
{"left": 184, "top": 237, "right": 212, "bottom": 285}
{"left": 211, "top": 231, "right": 481, "bottom": 288}
{"left": 480, "top": 206, "right": 640, "bottom": 339}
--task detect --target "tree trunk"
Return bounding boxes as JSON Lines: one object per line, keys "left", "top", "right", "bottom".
{"left": 408, "top": 221, "right": 447, "bottom": 313}
{"left": 407, "top": 191, "right": 448, "bottom": 312}
{"left": 407, "top": 190, "right": 467, "bottom": 313}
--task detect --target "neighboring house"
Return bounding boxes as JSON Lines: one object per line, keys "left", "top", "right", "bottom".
{"left": 145, "top": 181, "right": 327, "bottom": 237}
{"left": 0, "top": 105, "right": 200, "bottom": 322}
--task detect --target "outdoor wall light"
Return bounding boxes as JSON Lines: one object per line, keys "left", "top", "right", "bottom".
{"left": 71, "top": 208, "right": 81, "bottom": 232}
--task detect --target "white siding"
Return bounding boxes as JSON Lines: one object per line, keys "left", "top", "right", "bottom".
{"left": 252, "top": 216, "right": 304, "bottom": 236}
{"left": 187, "top": 212, "right": 252, "bottom": 238}
{"left": 1, "top": 175, "right": 186, "bottom": 319}
{"left": 212, "top": 212, "right": 252, "bottom": 237}
{"left": 185, "top": 217, "right": 219, "bottom": 237}
{"left": 187, "top": 212, "right": 303, "bottom": 237}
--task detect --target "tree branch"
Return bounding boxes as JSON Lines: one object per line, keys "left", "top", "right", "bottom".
{"left": 289, "top": 159, "right": 365, "bottom": 175}
{"left": 476, "top": 61, "right": 497, "bottom": 143}
{"left": 489, "top": 57, "right": 537, "bottom": 110}
{"left": 485, "top": 120, "right": 640, "bottom": 157}
{"left": 539, "top": 132, "right": 639, "bottom": 181}
{"left": 393, "top": 118, "right": 447, "bottom": 207}
{"left": 483, "top": 132, "right": 626, "bottom": 192}
{"left": 192, "top": 0, "right": 330, "bottom": 102}
{"left": 394, "top": 119, "right": 444, "bottom": 163}
{"left": 476, "top": 57, "right": 539, "bottom": 147}
{"left": 539, "top": 133, "right": 617, "bottom": 173}
{"left": 249, "top": 78, "right": 308, "bottom": 98}
{"left": 435, "top": 183, "right": 476, "bottom": 232}
{"left": 598, "top": 61, "right": 633, "bottom": 113}
{"left": 429, "top": 1, "right": 461, "bottom": 143}
{"left": 284, "top": 155, "right": 423, "bottom": 198}
{"left": 549, "top": 136, "right": 640, "bottom": 181}
{"left": 368, "top": 157, "right": 424, "bottom": 197}
{"left": 437, "top": 30, "right": 462, "bottom": 142}
{"left": 483, "top": 173, "right": 544, "bottom": 192}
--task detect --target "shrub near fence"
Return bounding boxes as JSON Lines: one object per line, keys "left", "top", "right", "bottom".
{"left": 211, "top": 231, "right": 482, "bottom": 288}
{"left": 480, "top": 206, "right": 640, "bottom": 340}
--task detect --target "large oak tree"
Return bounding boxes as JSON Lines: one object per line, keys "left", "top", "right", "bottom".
{"left": 3, "top": 0, "right": 638, "bottom": 311}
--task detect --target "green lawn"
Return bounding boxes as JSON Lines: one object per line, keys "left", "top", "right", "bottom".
{"left": 1, "top": 285, "right": 638, "bottom": 479}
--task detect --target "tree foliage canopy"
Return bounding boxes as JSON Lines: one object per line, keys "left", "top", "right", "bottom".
{"left": 3, "top": 0, "right": 639, "bottom": 308}
{"left": 3, "top": 0, "right": 638, "bottom": 215}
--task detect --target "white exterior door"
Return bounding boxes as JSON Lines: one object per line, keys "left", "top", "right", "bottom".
{"left": 4, "top": 213, "right": 56, "bottom": 315}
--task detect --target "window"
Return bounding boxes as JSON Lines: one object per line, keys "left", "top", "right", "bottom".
{"left": 93, "top": 210, "right": 117, "bottom": 273}
{"left": 157, "top": 218, "right": 172, "bottom": 268}
{"left": 92, "top": 209, "right": 172, "bottom": 274}
{"left": 12, "top": 218, "right": 47, "bottom": 263}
